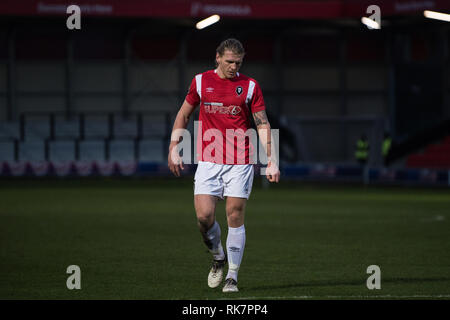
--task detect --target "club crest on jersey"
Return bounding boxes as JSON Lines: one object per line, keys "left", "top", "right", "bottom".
{"left": 236, "top": 86, "right": 243, "bottom": 96}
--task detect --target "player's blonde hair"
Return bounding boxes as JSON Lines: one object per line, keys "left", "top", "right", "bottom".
{"left": 216, "top": 38, "right": 245, "bottom": 57}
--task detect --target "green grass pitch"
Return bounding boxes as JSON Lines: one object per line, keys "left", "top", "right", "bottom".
{"left": 0, "top": 177, "right": 449, "bottom": 300}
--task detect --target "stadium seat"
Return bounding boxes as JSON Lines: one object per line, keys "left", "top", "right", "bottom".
{"left": 78, "top": 140, "right": 106, "bottom": 162}
{"left": 49, "top": 140, "right": 76, "bottom": 163}
{"left": 406, "top": 136, "right": 450, "bottom": 169}
{"left": 54, "top": 116, "right": 80, "bottom": 140}
{"left": 109, "top": 139, "right": 135, "bottom": 162}
{"left": 84, "top": 115, "right": 110, "bottom": 139}
{"left": 19, "top": 140, "right": 46, "bottom": 162}
{"left": 142, "top": 114, "right": 167, "bottom": 138}
{"left": 0, "top": 122, "right": 20, "bottom": 140}
{"left": 138, "top": 139, "right": 165, "bottom": 163}
{"left": 113, "top": 116, "right": 138, "bottom": 139}
{"left": 24, "top": 115, "right": 50, "bottom": 141}
{"left": 424, "top": 143, "right": 450, "bottom": 154}
{"left": 0, "top": 141, "right": 15, "bottom": 162}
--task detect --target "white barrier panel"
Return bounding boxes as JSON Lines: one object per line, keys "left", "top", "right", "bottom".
{"left": 74, "top": 161, "right": 94, "bottom": 176}
{"left": 53, "top": 162, "right": 74, "bottom": 177}
{"left": 10, "top": 162, "right": 27, "bottom": 176}
{"left": 117, "top": 161, "right": 137, "bottom": 176}
{"left": 30, "top": 161, "right": 50, "bottom": 176}
{"left": 97, "top": 162, "right": 116, "bottom": 176}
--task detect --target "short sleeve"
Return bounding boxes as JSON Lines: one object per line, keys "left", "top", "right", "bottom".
{"left": 185, "top": 77, "right": 200, "bottom": 107}
{"left": 250, "top": 81, "right": 265, "bottom": 113}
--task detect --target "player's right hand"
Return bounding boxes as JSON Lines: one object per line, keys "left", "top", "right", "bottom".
{"left": 168, "top": 147, "right": 184, "bottom": 177}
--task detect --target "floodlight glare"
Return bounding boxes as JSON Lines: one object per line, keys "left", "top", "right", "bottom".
{"left": 196, "top": 15, "right": 221, "bottom": 30}
{"left": 361, "top": 17, "right": 380, "bottom": 29}
{"left": 424, "top": 10, "right": 450, "bottom": 22}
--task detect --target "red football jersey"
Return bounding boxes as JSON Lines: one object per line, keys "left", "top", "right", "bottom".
{"left": 185, "top": 69, "right": 266, "bottom": 165}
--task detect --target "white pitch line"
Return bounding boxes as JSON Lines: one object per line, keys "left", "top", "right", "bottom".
{"left": 218, "top": 294, "right": 450, "bottom": 300}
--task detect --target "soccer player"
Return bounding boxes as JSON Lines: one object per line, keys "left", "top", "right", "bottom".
{"left": 168, "top": 38, "right": 280, "bottom": 293}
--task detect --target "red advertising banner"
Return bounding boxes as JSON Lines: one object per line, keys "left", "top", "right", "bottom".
{"left": 343, "top": 0, "right": 450, "bottom": 17}
{"left": 1, "top": 0, "right": 447, "bottom": 19}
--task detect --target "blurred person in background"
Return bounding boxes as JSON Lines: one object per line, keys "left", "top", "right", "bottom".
{"left": 382, "top": 132, "right": 392, "bottom": 167}
{"left": 355, "top": 134, "right": 369, "bottom": 166}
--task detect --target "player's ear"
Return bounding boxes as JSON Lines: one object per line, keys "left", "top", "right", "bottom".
{"left": 215, "top": 52, "right": 220, "bottom": 64}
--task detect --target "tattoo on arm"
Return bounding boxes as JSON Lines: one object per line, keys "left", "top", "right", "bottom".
{"left": 254, "top": 111, "right": 272, "bottom": 159}
{"left": 253, "top": 111, "right": 268, "bottom": 127}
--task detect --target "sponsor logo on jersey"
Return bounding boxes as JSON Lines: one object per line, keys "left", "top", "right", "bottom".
{"left": 204, "top": 103, "right": 242, "bottom": 116}
{"left": 230, "top": 105, "right": 241, "bottom": 115}
{"left": 206, "top": 87, "right": 214, "bottom": 93}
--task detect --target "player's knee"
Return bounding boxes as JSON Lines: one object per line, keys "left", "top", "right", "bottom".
{"left": 226, "top": 207, "right": 244, "bottom": 225}
{"left": 197, "top": 214, "right": 214, "bottom": 232}
{"left": 226, "top": 202, "right": 244, "bottom": 215}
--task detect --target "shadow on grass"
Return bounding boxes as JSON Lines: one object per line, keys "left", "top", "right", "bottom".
{"left": 245, "top": 277, "right": 450, "bottom": 291}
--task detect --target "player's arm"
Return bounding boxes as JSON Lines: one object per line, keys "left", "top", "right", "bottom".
{"left": 253, "top": 110, "right": 280, "bottom": 183}
{"left": 168, "top": 99, "right": 196, "bottom": 177}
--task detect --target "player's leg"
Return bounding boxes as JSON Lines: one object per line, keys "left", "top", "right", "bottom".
{"left": 194, "top": 161, "right": 228, "bottom": 288}
{"left": 225, "top": 196, "right": 246, "bottom": 227}
{"left": 195, "top": 194, "right": 227, "bottom": 288}
{"left": 194, "top": 162, "right": 226, "bottom": 258}
{"left": 223, "top": 196, "right": 247, "bottom": 292}
{"left": 194, "top": 194, "right": 224, "bottom": 258}
{"left": 221, "top": 164, "right": 254, "bottom": 292}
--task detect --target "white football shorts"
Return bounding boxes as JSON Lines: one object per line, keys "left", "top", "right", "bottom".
{"left": 194, "top": 161, "right": 254, "bottom": 200}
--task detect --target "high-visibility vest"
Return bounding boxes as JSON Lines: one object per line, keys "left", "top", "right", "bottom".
{"left": 382, "top": 138, "right": 391, "bottom": 157}
{"left": 355, "top": 139, "right": 369, "bottom": 160}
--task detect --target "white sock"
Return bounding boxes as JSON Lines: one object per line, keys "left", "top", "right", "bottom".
{"left": 226, "top": 225, "right": 246, "bottom": 282}
{"left": 206, "top": 221, "right": 225, "bottom": 261}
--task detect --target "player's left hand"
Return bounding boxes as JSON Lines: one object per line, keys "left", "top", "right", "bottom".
{"left": 266, "top": 160, "right": 280, "bottom": 183}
